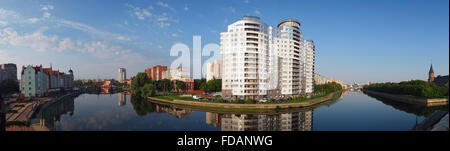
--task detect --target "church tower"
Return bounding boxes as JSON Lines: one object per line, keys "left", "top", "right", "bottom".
{"left": 428, "top": 64, "right": 434, "bottom": 84}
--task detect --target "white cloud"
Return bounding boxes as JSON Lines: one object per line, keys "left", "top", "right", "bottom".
{"left": 156, "top": 2, "right": 169, "bottom": 8}
{"left": 0, "top": 8, "right": 20, "bottom": 19}
{"left": 0, "top": 20, "right": 7, "bottom": 26}
{"left": 117, "top": 36, "right": 131, "bottom": 41}
{"left": 171, "top": 33, "right": 179, "bottom": 37}
{"left": 184, "top": 5, "right": 189, "bottom": 11}
{"left": 254, "top": 10, "right": 260, "bottom": 15}
{"left": 228, "top": 7, "right": 236, "bottom": 13}
{"left": 0, "top": 27, "right": 135, "bottom": 59}
{"left": 244, "top": 0, "right": 249, "bottom": 4}
{"left": 157, "top": 45, "right": 163, "bottom": 49}
{"left": 27, "top": 18, "right": 39, "bottom": 23}
{"left": 156, "top": 1, "right": 175, "bottom": 12}
{"left": 43, "top": 12, "right": 51, "bottom": 18}
{"left": 41, "top": 5, "right": 54, "bottom": 11}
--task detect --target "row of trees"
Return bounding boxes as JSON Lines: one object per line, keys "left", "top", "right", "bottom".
{"left": 363, "top": 80, "right": 449, "bottom": 98}
{"left": 314, "top": 82, "right": 343, "bottom": 95}
{"left": 131, "top": 73, "right": 189, "bottom": 98}
{"left": 73, "top": 80, "right": 97, "bottom": 88}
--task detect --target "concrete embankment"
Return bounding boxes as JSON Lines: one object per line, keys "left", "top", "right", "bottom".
{"left": 413, "top": 111, "right": 449, "bottom": 131}
{"left": 363, "top": 89, "right": 448, "bottom": 107}
{"left": 148, "top": 92, "right": 340, "bottom": 110}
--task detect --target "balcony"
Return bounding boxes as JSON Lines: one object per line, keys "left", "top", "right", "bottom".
{"left": 245, "top": 28, "right": 260, "bottom": 32}
{"left": 246, "top": 33, "right": 258, "bottom": 37}
{"left": 246, "top": 43, "right": 258, "bottom": 47}
{"left": 245, "top": 23, "right": 259, "bottom": 27}
{"left": 247, "top": 38, "right": 258, "bottom": 42}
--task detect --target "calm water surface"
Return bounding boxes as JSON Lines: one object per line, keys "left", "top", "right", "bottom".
{"left": 32, "top": 91, "right": 447, "bottom": 131}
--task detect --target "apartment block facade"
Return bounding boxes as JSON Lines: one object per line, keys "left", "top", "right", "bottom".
{"left": 145, "top": 65, "right": 167, "bottom": 81}
{"left": 20, "top": 65, "right": 74, "bottom": 97}
{"left": 221, "top": 16, "right": 315, "bottom": 101}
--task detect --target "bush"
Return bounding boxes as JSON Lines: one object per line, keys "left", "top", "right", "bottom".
{"left": 245, "top": 98, "right": 255, "bottom": 104}
{"left": 217, "top": 97, "right": 224, "bottom": 103}
{"left": 233, "top": 98, "right": 243, "bottom": 104}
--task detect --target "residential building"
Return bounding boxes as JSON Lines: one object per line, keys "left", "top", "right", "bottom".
{"left": 145, "top": 65, "right": 167, "bottom": 81}
{"left": 0, "top": 63, "right": 17, "bottom": 82}
{"left": 314, "top": 74, "right": 327, "bottom": 85}
{"left": 20, "top": 65, "right": 73, "bottom": 97}
{"left": 118, "top": 68, "right": 126, "bottom": 82}
{"left": 221, "top": 16, "right": 316, "bottom": 101}
{"left": 206, "top": 60, "right": 223, "bottom": 81}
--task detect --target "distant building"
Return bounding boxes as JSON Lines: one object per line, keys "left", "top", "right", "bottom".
{"left": 428, "top": 64, "right": 449, "bottom": 86}
{"left": 118, "top": 68, "right": 126, "bottom": 82}
{"left": 145, "top": 65, "right": 167, "bottom": 81}
{"left": 314, "top": 74, "right": 327, "bottom": 85}
{"left": 327, "top": 78, "right": 347, "bottom": 89}
{"left": 0, "top": 63, "right": 17, "bottom": 83}
{"left": 206, "top": 60, "right": 223, "bottom": 81}
{"left": 20, "top": 65, "right": 73, "bottom": 97}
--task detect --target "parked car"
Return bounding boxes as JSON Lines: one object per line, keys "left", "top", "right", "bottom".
{"left": 192, "top": 95, "right": 202, "bottom": 99}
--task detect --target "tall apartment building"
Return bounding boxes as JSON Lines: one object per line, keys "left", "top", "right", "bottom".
{"left": 145, "top": 65, "right": 167, "bottom": 81}
{"left": 205, "top": 60, "right": 223, "bottom": 81}
{"left": 0, "top": 63, "right": 17, "bottom": 82}
{"left": 118, "top": 68, "right": 126, "bottom": 82}
{"left": 221, "top": 16, "right": 315, "bottom": 101}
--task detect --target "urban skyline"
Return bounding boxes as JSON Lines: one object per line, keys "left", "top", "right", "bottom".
{"left": 0, "top": 0, "right": 448, "bottom": 84}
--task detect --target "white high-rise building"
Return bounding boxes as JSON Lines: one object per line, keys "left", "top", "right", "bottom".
{"left": 206, "top": 60, "right": 223, "bottom": 81}
{"left": 118, "top": 68, "right": 126, "bottom": 82}
{"left": 221, "top": 16, "right": 315, "bottom": 101}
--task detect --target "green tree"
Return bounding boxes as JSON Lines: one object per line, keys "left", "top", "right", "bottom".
{"left": 175, "top": 80, "right": 185, "bottom": 92}
{"left": 131, "top": 72, "right": 151, "bottom": 93}
{"left": 141, "top": 84, "right": 156, "bottom": 98}
{"left": 157, "top": 79, "right": 173, "bottom": 94}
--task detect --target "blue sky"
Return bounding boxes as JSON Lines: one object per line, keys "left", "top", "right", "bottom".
{"left": 0, "top": 0, "right": 448, "bottom": 84}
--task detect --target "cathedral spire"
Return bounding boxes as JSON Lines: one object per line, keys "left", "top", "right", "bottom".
{"left": 429, "top": 64, "right": 434, "bottom": 74}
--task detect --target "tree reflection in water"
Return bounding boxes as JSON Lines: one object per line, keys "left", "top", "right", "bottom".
{"left": 130, "top": 95, "right": 156, "bottom": 116}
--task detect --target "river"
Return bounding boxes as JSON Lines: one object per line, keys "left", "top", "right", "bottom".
{"left": 30, "top": 91, "right": 448, "bottom": 131}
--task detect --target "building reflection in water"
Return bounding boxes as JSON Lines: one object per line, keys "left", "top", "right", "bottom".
{"left": 118, "top": 93, "right": 127, "bottom": 107}
{"left": 205, "top": 110, "right": 313, "bottom": 131}
{"left": 155, "top": 104, "right": 193, "bottom": 119}
{"left": 33, "top": 97, "right": 75, "bottom": 131}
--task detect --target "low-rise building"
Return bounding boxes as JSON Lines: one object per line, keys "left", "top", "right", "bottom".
{"left": 327, "top": 78, "right": 347, "bottom": 90}
{"left": 314, "top": 74, "right": 327, "bottom": 85}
